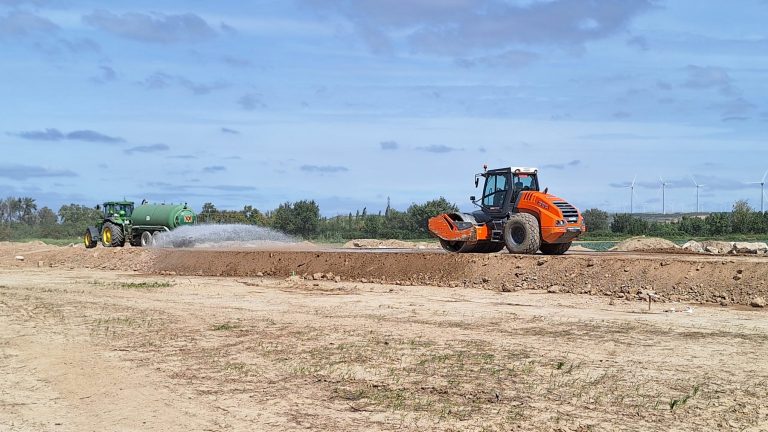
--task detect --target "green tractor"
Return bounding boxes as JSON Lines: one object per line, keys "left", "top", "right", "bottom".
{"left": 83, "top": 200, "right": 197, "bottom": 248}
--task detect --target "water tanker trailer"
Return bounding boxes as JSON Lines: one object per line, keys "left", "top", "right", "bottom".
{"left": 83, "top": 201, "right": 196, "bottom": 248}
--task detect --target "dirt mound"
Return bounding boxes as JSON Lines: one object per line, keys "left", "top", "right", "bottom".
{"left": 0, "top": 240, "right": 62, "bottom": 255}
{"left": 343, "top": 239, "right": 439, "bottom": 249}
{"left": 0, "top": 243, "right": 154, "bottom": 273}
{"left": 610, "top": 236, "right": 679, "bottom": 252}
{"left": 569, "top": 245, "right": 594, "bottom": 252}
{"left": 4, "top": 240, "right": 768, "bottom": 306}
{"left": 145, "top": 248, "right": 768, "bottom": 306}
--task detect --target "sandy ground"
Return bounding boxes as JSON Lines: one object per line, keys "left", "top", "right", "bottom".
{"left": 2, "top": 262, "right": 767, "bottom": 431}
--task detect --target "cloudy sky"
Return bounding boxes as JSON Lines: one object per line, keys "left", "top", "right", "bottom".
{"left": 1, "top": 0, "right": 767, "bottom": 215}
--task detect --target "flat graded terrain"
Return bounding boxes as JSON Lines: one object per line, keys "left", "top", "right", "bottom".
{"left": 1, "top": 243, "right": 768, "bottom": 431}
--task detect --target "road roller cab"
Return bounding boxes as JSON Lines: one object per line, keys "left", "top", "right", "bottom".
{"left": 428, "top": 166, "right": 585, "bottom": 255}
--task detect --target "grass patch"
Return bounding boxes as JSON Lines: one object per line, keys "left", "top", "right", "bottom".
{"left": 211, "top": 322, "right": 238, "bottom": 331}
{"left": 91, "top": 316, "right": 158, "bottom": 335}
{"left": 119, "top": 281, "right": 173, "bottom": 289}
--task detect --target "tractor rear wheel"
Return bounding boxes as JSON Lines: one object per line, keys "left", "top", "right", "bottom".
{"left": 101, "top": 222, "right": 125, "bottom": 247}
{"left": 83, "top": 229, "right": 97, "bottom": 249}
{"left": 504, "top": 213, "right": 541, "bottom": 254}
{"left": 540, "top": 242, "right": 571, "bottom": 255}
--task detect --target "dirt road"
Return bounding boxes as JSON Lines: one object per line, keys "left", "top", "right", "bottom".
{"left": 2, "top": 261, "right": 767, "bottom": 431}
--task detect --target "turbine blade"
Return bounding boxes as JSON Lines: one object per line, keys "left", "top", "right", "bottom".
{"left": 631, "top": 175, "right": 637, "bottom": 187}
{"left": 762, "top": 169, "right": 768, "bottom": 183}
{"left": 690, "top": 175, "right": 697, "bottom": 186}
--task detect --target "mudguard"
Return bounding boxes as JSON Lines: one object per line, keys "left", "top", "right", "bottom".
{"left": 87, "top": 226, "right": 100, "bottom": 240}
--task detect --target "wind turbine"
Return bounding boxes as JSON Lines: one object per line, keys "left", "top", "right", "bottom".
{"left": 659, "top": 176, "right": 668, "bottom": 215}
{"left": 691, "top": 176, "right": 704, "bottom": 213}
{"left": 748, "top": 169, "right": 767, "bottom": 213}
{"left": 625, "top": 175, "right": 637, "bottom": 214}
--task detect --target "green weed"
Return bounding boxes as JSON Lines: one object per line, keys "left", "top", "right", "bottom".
{"left": 669, "top": 384, "right": 701, "bottom": 411}
{"left": 211, "top": 322, "right": 238, "bottom": 331}
{"left": 119, "top": 281, "right": 172, "bottom": 289}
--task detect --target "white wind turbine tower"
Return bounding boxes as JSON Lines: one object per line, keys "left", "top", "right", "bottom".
{"left": 691, "top": 176, "right": 705, "bottom": 213}
{"left": 625, "top": 175, "right": 637, "bottom": 214}
{"left": 659, "top": 176, "right": 669, "bottom": 214}
{"left": 748, "top": 169, "right": 767, "bottom": 213}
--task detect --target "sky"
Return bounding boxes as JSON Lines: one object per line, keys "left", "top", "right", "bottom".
{"left": 1, "top": 0, "right": 767, "bottom": 216}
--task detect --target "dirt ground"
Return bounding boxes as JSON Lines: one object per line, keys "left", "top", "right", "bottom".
{"left": 4, "top": 241, "right": 768, "bottom": 305}
{"left": 1, "top": 243, "right": 767, "bottom": 431}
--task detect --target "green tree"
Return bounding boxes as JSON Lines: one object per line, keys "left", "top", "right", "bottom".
{"left": 58, "top": 204, "right": 101, "bottom": 226}
{"left": 582, "top": 208, "right": 609, "bottom": 232}
{"left": 200, "top": 202, "right": 218, "bottom": 223}
{"left": 292, "top": 200, "right": 320, "bottom": 237}
{"left": 37, "top": 207, "right": 61, "bottom": 238}
{"left": 57, "top": 204, "right": 102, "bottom": 238}
{"left": 610, "top": 214, "right": 648, "bottom": 235}
{"left": 406, "top": 197, "right": 458, "bottom": 235}
{"left": 243, "top": 205, "right": 268, "bottom": 225}
{"left": 20, "top": 197, "right": 37, "bottom": 225}
{"left": 731, "top": 200, "right": 756, "bottom": 234}
{"left": 648, "top": 221, "right": 681, "bottom": 237}
{"left": 271, "top": 200, "right": 320, "bottom": 238}
{"left": 0, "top": 197, "right": 23, "bottom": 222}
{"left": 705, "top": 213, "right": 731, "bottom": 236}
{"left": 678, "top": 215, "right": 707, "bottom": 236}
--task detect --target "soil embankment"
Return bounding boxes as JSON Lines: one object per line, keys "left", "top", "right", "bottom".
{"left": 3, "top": 241, "right": 766, "bottom": 306}
{"left": 149, "top": 249, "right": 767, "bottom": 305}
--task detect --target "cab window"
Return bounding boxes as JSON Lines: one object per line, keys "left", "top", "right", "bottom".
{"left": 482, "top": 174, "right": 508, "bottom": 208}
{"left": 512, "top": 174, "right": 538, "bottom": 192}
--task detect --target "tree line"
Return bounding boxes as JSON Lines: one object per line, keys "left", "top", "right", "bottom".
{"left": 3, "top": 195, "right": 767, "bottom": 242}
{"left": 0, "top": 197, "right": 104, "bottom": 240}
{"left": 198, "top": 197, "right": 458, "bottom": 240}
{"left": 583, "top": 200, "right": 768, "bottom": 237}
{"left": 0, "top": 196, "right": 458, "bottom": 241}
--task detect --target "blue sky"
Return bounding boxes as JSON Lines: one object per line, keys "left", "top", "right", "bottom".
{"left": 1, "top": 0, "right": 766, "bottom": 215}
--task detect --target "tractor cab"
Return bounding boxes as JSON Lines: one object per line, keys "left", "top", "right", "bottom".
{"left": 474, "top": 167, "right": 539, "bottom": 217}
{"left": 102, "top": 201, "right": 134, "bottom": 221}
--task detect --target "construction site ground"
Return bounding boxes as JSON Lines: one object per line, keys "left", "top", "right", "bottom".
{"left": 1, "top": 241, "right": 767, "bottom": 431}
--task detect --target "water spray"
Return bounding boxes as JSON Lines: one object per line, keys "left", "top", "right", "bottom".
{"left": 152, "top": 224, "right": 299, "bottom": 249}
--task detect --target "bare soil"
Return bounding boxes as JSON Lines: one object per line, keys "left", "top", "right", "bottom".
{"left": 1, "top": 242, "right": 767, "bottom": 431}
{"left": 4, "top": 241, "right": 768, "bottom": 305}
